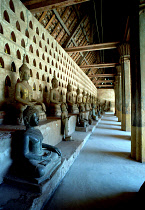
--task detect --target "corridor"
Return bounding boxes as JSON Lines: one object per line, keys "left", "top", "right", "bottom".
{"left": 44, "top": 113, "right": 145, "bottom": 209}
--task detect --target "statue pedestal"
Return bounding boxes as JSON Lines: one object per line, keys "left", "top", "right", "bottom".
{"left": 75, "top": 126, "right": 89, "bottom": 132}
{"left": 63, "top": 136, "right": 72, "bottom": 141}
{"left": 5, "top": 153, "right": 61, "bottom": 192}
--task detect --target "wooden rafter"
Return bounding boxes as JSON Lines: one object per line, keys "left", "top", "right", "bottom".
{"left": 22, "top": 0, "right": 90, "bottom": 13}
{"left": 80, "top": 63, "right": 117, "bottom": 69}
{"left": 45, "top": 14, "right": 55, "bottom": 29}
{"left": 65, "top": 42, "right": 119, "bottom": 53}
{"left": 88, "top": 74, "right": 115, "bottom": 78}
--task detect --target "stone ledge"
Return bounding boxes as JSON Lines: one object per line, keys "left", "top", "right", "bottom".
{"left": 0, "top": 119, "right": 101, "bottom": 210}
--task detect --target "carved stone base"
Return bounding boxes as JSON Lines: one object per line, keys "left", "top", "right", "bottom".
{"left": 63, "top": 136, "right": 72, "bottom": 141}
{"left": 5, "top": 153, "right": 61, "bottom": 193}
{"left": 75, "top": 126, "right": 89, "bottom": 132}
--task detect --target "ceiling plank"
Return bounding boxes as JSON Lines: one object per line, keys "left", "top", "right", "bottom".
{"left": 64, "top": 42, "right": 119, "bottom": 53}
{"left": 22, "top": 0, "right": 90, "bottom": 14}
{"left": 80, "top": 63, "right": 117, "bottom": 69}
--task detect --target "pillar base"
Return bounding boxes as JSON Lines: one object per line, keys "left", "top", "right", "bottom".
{"left": 121, "top": 113, "right": 131, "bottom": 131}
{"left": 131, "top": 125, "right": 145, "bottom": 162}
{"left": 118, "top": 110, "right": 122, "bottom": 122}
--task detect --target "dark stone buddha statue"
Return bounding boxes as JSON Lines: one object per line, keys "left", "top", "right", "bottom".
{"left": 10, "top": 106, "right": 61, "bottom": 182}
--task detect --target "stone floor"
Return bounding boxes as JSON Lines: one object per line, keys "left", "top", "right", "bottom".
{"left": 44, "top": 112, "right": 145, "bottom": 209}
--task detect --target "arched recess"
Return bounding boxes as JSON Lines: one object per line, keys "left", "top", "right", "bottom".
{"left": 0, "top": 57, "right": 4, "bottom": 68}
{"left": 16, "top": 50, "right": 21, "bottom": 60}
{"left": 5, "top": 75, "right": 11, "bottom": 98}
{"left": 4, "top": 43, "right": 10, "bottom": 54}
{"left": 0, "top": 23, "right": 3, "bottom": 34}
{"left": 16, "top": 21, "right": 21, "bottom": 31}
{"left": 33, "top": 83, "right": 36, "bottom": 91}
{"left": 11, "top": 61, "right": 16, "bottom": 72}
{"left": 9, "top": 0, "right": 15, "bottom": 12}
{"left": 4, "top": 10, "right": 10, "bottom": 23}
{"left": 11, "top": 31, "right": 16, "bottom": 42}
{"left": 20, "top": 11, "right": 25, "bottom": 21}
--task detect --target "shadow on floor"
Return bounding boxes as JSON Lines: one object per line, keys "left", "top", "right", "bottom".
{"left": 44, "top": 192, "right": 137, "bottom": 210}
{"left": 101, "top": 123, "right": 121, "bottom": 127}
{"left": 97, "top": 126, "right": 120, "bottom": 131}
{"left": 93, "top": 133, "right": 131, "bottom": 141}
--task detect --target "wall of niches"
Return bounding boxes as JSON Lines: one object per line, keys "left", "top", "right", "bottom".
{"left": 0, "top": 0, "right": 97, "bottom": 109}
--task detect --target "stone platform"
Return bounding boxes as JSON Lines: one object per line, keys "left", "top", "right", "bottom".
{"left": 0, "top": 118, "right": 101, "bottom": 210}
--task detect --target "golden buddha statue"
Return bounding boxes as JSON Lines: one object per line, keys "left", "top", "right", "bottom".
{"left": 15, "top": 55, "right": 46, "bottom": 124}
{"left": 66, "top": 83, "right": 79, "bottom": 114}
{"left": 49, "top": 73, "right": 61, "bottom": 116}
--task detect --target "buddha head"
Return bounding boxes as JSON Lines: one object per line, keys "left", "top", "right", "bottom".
{"left": 67, "top": 83, "right": 72, "bottom": 92}
{"left": 19, "top": 55, "right": 30, "bottom": 81}
{"left": 51, "top": 72, "right": 58, "bottom": 88}
{"left": 23, "top": 106, "right": 39, "bottom": 128}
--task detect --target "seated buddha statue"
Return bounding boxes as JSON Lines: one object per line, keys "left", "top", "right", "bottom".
{"left": 77, "top": 103, "right": 89, "bottom": 127}
{"left": 66, "top": 83, "right": 79, "bottom": 114}
{"left": 10, "top": 106, "right": 61, "bottom": 181}
{"left": 14, "top": 55, "right": 46, "bottom": 124}
{"left": 85, "top": 93, "right": 91, "bottom": 111}
{"left": 49, "top": 73, "right": 61, "bottom": 117}
{"left": 92, "top": 103, "right": 98, "bottom": 121}
{"left": 76, "top": 87, "right": 82, "bottom": 107}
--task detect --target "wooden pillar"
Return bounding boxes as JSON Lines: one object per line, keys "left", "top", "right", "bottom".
{"left": 114, "top": 76, "right": 118, "bottom": 116}
{"left": 117, "top": 65, "right": 122, "bottom": 122}
{"left": 121, "top": 55, "right": 131, "bottom": 131}
{"left": 130, "top": 1, "right": 145, "bottom": 162}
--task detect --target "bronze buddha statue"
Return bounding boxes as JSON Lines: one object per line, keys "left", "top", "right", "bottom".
{"left": 9, "top": 106, "right": 61, "bottom": 182}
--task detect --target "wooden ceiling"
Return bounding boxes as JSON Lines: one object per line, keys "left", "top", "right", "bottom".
{"left": 21, "top": 0, "right": 118, "bottom": 89}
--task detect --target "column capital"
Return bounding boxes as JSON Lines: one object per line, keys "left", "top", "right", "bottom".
{"left": 120, "top": 55, "right": 130, "bottom": 63}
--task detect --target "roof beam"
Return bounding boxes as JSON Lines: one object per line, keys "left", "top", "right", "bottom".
{"left": 96, "top": 85, "right": 114, "bottom": 88}
{"left": 95, "top": 80, "right": 114, "bottom": 84}
{"left": 80, "top": 63, "right": 117, "bottom": 69}
{"left": 22, "top": 0, "right": 90, "bottom": 14}
{"left": 65, "top": 42, "right": 119, "bottom": 53}
{"left": 88, "top": 74, "right": 115, "bottom": 78}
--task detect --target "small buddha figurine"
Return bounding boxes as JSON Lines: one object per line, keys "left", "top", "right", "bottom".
{"left": 77, "top": 103, "right": 89, "bottom": 127}
{"left": 49, "top": 73, "right": 61, "bottom": 117}
{"left": 66, "top": 83, "right": 79, "bottom": 114}
{"left": 10, "top": 106, "right": 61, "bottom": 180}
{"left": 61, "top": 103, "right": 72, "bottom": 141}
{"left": 15, "top": 55, "right": 46, "bottom": 124}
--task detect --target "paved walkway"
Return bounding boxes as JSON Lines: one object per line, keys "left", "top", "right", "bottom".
{"left": 44, "top": 113, "right": 145, "bottom": 209}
